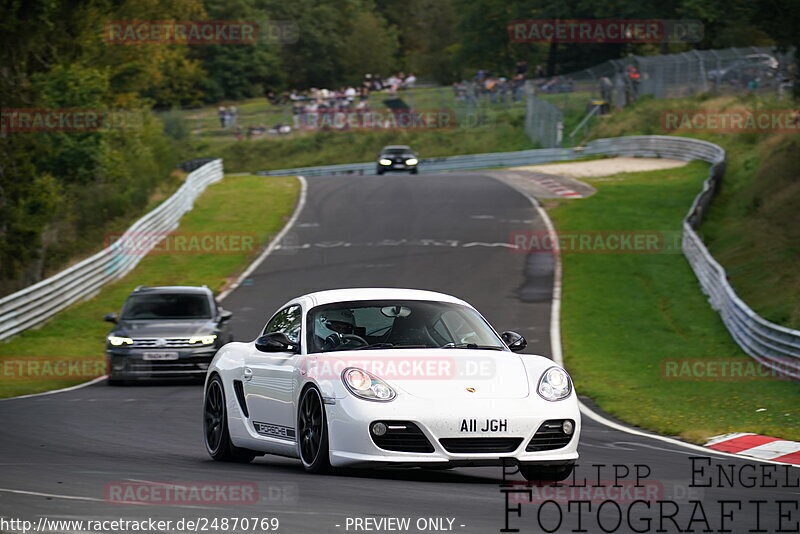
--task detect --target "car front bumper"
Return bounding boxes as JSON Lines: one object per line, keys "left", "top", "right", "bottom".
{"left": 325, "top": 393, "right": 580, "bottom": 468}
{"left": 106, "top": 347, "right": 218, "bottom": 380}
{"left": 378, "top": 163, "right": 417, "bottom": 172}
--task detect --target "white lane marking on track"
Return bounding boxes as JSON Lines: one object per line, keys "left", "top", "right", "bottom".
{"left": 0, "top": 376, "right": 107, "bottom": 402}
{"left": 462, "top": 242, "right": 517, "bottom": 248}
{"left": 280, "top": 239, "right": 518, "bottom": 250}
{"left": 0, "top": 487, "right": 225, "bottom": 510}
{"left": 504, "top": 178, "right": 800, "bottom": 468}
{"left": 218, "top": 176, "right": 307, "bottom": 300}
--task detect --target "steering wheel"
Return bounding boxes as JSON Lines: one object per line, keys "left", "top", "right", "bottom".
{"left": 325, "top": 333, "right": 369, "bottom": 349}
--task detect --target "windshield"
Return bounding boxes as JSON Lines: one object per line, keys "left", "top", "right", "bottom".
{"left": 120, "top": 293, "right": 211, "bottom": 320}
{"left": 307, "top": 300, "right": 505, "bottom": 353}
{"left": 382, "top": 148, "right": 411, "bottom": 155}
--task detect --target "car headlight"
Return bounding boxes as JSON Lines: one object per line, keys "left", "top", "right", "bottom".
{"left": 537, "top": 366, "right": 572, "bottom": 401}
{"left": 379, "top": 158, "right": 392, "bottom": 165}
{"left": 342, "top": 367, "right": 396, "bottom": 402}
{"left": 189, "top": 335, "right": 217, "bottom": 345}
{"left": 107, "top": 335, "right": 133, "bottom": 346}
{"left": 405, "top": 158, "right": 418, "bottom": 165}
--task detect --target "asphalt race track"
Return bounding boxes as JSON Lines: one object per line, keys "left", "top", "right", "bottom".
{"left": 0, "top": 173, "right": 796, "bottom": 533}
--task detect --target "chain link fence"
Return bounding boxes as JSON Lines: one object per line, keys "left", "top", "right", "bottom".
{"left": 524, "top": 82, "right": 564, "bottom": 148}
{"left": 524, "top": 46, "right": 795, "bottom": 146}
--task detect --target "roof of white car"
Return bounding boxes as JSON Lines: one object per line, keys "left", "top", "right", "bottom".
{"left": 303, "top": 288, "right": 470, "bottom": 307}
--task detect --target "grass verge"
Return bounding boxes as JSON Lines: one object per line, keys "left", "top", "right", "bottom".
{"left": 0, "top": 175, "right": 299, "bottom": 399}
{"left": 548, "top": 162, "right": 799, "bottom": 442}
{"left": 590, "top": 93, "right": 800, "bottom": 329}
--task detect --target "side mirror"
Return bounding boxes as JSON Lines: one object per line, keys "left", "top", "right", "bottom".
{"left": 501, "top": 331, "right": 527, "bottom": 352}
{"left": 255, "top": 332, "right": 299, "bottom": 353}
{"left": 104, "top": 313, "right": 118, "bottom": 324}
{"left": 220, "top": 309, "right": 233, "bottom": 322}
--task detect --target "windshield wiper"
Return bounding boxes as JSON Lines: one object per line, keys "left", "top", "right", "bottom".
{"left": 355, "top": 343, "right": 395, "bottom": 350}
{"left": 441, "top": 343, "right": 505, "bottom": 350}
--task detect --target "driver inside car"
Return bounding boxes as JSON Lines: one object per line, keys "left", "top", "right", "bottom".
{"left": 318, "top": 309, "right": 367, "bottom": 350}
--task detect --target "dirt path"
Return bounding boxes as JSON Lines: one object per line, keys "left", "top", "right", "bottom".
{"left": 516, "top": 156, "right": 689, "bottom": 178}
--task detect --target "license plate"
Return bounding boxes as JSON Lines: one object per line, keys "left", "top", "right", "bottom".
{"left": 460, "top": 418, "right": 508, "bottom": 432}
{"left": 143, "top": 352, "right": 179, "bottom": 360}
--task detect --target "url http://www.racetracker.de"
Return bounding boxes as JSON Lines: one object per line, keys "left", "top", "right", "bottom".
{"left": 0, "top": 517, "right": 280, "bottom": 534}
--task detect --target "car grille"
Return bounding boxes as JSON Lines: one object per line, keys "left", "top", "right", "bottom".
{"left": 130, "top": 337, "right": 200, "bottom": 348}
{"left": 370, "top": 421, "right": 434, "bottom": 453}
{"left": 439, "top": 437, "right": 523, "bottom": 453}
{"left": 126, "top": 355, "right": 212, "bottom": 373}
{"left": 526, "top": 419, "right": 575, "bottom": 452}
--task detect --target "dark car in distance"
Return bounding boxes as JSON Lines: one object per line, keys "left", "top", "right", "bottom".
{"left": 376, "top": 145, "right": 419, "bottom": 175}
{"left": 103, "top": 286, "right": 233, "bottom": 385}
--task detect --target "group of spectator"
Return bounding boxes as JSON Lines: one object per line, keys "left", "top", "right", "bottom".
{"left": 217, "top": 105, "right": 238, "bottom": 128}
{"left": 363, "top": 72, "right": 417, "bottom": 96}
{"left": 451, "top": 61, "right": 578, "bottom": 105}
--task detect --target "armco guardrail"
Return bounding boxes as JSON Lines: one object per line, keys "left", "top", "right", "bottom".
{"left": 581, "top": 136, "right": 799, "bottom": 380}
{"left": 0, "top": 159, "right": 224, "bottom": 342}
{"left": 257, "top": 147, "right": 581, "bottom": 177}
{"left": 258, "top": 136, "right": 799, "bottom": 378}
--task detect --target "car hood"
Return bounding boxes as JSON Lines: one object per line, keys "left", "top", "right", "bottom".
{"left": 309, "top": 348, "right": 530, "bottom": 400}
{"left": 112, "top": 319, "right": 216, "bottom": 338}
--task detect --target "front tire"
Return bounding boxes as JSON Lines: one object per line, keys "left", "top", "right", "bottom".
{"left": 297, "top": 387, "right": 330, "bottom": 473}
{"left": 204, "top": 375, "right": 255, "bottom": 463}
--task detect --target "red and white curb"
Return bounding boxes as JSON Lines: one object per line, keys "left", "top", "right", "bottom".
{"left": 530, "top": 175, "right": 582, "bottom": 198}
{"left": 705, "top": 433, "right": 800, "bottom": 465}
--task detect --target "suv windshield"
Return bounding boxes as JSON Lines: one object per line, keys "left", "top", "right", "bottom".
{"left": 307, "top": 300, "right": 505, "bottom": 353}
{"left": 382, "top": 148, "right": 411, "bottom": 155}
{"left": 120, "top": 293, "right": 211, "bottom": 320}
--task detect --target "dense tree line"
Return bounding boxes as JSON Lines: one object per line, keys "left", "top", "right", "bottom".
{"left": 0, "top": 0, "right": 795, "bottom": 295}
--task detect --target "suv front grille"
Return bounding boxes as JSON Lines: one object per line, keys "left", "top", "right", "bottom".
{"left": 130, "top": 337, "right": 201, "bottom": 348}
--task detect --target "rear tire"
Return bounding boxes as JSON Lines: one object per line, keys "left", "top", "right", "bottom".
{"left": 297, "top": 387, "right": 330, "bottom": 474}
{"left": 204, "top": 374, "right": 256, "bottom": 463}
{"left": 520, "top": 463, "right": 574, "bottom": 482}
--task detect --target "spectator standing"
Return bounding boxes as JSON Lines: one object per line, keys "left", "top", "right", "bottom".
{"left": 228, "top": 105, "right": 238, "bottom": 127}
{"left": 218, "top": 106, "right": 226, "bottom": 128}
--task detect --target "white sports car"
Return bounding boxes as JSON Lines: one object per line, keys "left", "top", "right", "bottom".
{"left": 203, "top": 288, "right": 580, "bottom": 481}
